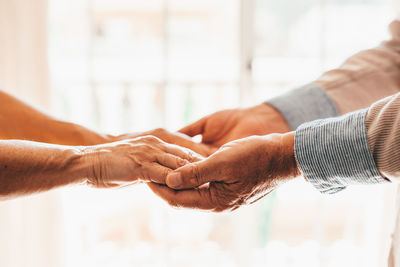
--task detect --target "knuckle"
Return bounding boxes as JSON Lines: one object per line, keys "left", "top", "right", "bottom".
{"left": 162, "top": 168, "right": 171, "bottom": 181}
{"left": 136, "top": 144, "right": 150, "bottom": 153}
{"left": 153, "top": 128, "right": 167, "bottom": 135}
{"left": 177, "top": 157, "right": 188, "bottom": 167}
{"left": 142, "top": 135, "right": 161, "bottom": 144}
{"left": 157, "top": 153, "right": 167, "bottom": 163}
{"left": 132, "top": 145, "right": 156, "bottom": 162}
{"left": 147, "top": 152, "right": 158, "bottom": 162}
{"left": 186, "top": 150, "right": 195, "bottom": 161}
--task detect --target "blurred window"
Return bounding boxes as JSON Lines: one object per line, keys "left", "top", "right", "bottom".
{"left": 48, "top": 0, "right": 395, "bottom": 266}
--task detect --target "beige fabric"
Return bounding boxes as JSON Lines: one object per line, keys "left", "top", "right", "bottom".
{"left": 314, "top": 19, "right": 400, "bottom": 267}
{"left": 366, "top": 94, "right": 400, "bottom": 182}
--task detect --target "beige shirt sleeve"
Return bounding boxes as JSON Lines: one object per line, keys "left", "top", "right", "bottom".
{"left": 365, "top": 93, "right": 400, "bottom": 182}
{"left": 314, "top": 19, "right": 400, "bottom": 182}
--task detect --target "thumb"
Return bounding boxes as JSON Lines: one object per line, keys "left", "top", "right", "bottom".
{"left": 179, "top": 117, "right": 207, "bottom": 137}
{"left": 166, "top": 157, "right": 222, "bottom": 189}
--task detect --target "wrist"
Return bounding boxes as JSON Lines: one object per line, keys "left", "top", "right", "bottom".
{"left": 280, "top": 131, "right": 300, "bottom": 179}
{"left": 69, "top": 146, "right": 103, "bottom": 185}
{"left": 76, "top": 145, "right": 102, "bottom": 186}
{"left": 53, "top": 146, "right": 94, "bottom": 186}
{"left": 251, "top": 104, "right": 292, "bottom": 133}
{"left": 78, "top": 145, "right": 115, "bottom": 187}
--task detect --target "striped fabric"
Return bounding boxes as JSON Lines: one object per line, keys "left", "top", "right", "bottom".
{"left": 295, "top": 109, "right": 388, "bottom": 194}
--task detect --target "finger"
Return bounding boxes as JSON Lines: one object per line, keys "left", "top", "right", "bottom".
{"left": 143, "top": 163, "right": 174, "bottom": 184}
{"left": 166, "top": 156, "right": 225, "bottom": 190}
{"left": 179, "top": 117, "right": 208, "bottom": 137}
{"left": 162, "top": 144, "right": 204, "bottom": 162}
{"left": 191, "top": 142, "right": 218, "bottom": 157}
{"left": 148, "top": 182, "right": 214, "bottom": 210}
{"left": 172, "top": 132, "right": 216, "bottom": 156}
{"left": 135, "top": 128, "right": 214, "bottom": 157}
{"left": 156, "top": 153, "right": 189, "bottom": 170}
{"left": 169, "top": 135, "right": 215, "bottom": 157}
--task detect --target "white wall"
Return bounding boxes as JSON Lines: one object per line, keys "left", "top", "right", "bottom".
{"left": 0, "top": 1, "right": 62, "bottom": 267}
{"left": 0, "top": 0, "right": 49, "bottom": 108}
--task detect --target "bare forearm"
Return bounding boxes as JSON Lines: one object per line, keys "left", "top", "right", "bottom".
{"left": 0, "top": 136, "right": 200, "bottom": 200}
{"left": 0, "top": 90, "right": 107, "bottom": 145}
{"left": 0, "top": 140, "right": 88, "bottom": 199}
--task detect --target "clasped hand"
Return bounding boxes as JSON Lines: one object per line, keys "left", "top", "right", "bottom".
{"left": 143, "top": 104, "right": 299, "bottom": 212}
{"left": 89, "top": 104, "right": 299, "bottom": 212}
{"left": 149, "top": 133, "right": 299, "bottom": 212}
{"left": 149, "top": 104, "right": 299, "bottom": 211}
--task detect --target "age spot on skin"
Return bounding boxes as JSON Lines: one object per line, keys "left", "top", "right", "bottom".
{"left": 3, "top": 165, "right": 7, "bottom": 169}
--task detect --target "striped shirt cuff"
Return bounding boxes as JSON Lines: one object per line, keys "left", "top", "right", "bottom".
{"left": 295, "top": 109, "right": 387, "bottom": 194}
{"left": 266, "top": 83, "right": 339, "bottom": 130}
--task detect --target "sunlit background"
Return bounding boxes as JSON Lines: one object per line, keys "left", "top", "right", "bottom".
{"left": 0, "top": 0, "right": 399, "bottom": 267}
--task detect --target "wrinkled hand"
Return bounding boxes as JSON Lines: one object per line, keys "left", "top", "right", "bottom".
{"left": 179, "top": 104, "right": 291, "bottom": 148}
{"left": 83, "top": 136, "right": 203, "bottom": 188}
{"left": 148, "top": 132, "right": 299, "bottom": 212}
{"left": 111, "top": 128, "right": 215, "bottom": 157}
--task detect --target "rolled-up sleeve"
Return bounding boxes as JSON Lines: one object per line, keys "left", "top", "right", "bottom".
{"left": 295, "top": 109, "right": 388, "bottom": 194}
{"left": 267, "top": 83, "right": 339, "bottom": 130}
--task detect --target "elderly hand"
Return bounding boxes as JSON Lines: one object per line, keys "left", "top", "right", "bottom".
{"left": 111, "top": 128, "right": 215, "bottom": 157}
{"left": 179, "top": 104, "right": 291, "bottom": 148}
{"left": 148, "top": 132, "right": 299, "bottom": 212}
{"left": 84, "top": 136, "right": 203, "bottom": 188}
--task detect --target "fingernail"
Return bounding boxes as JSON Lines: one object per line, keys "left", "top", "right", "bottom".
{"left": 167, "top": 173, "right": 182, "bottom": 187}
